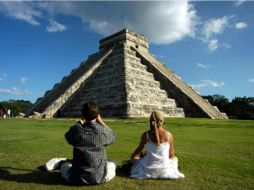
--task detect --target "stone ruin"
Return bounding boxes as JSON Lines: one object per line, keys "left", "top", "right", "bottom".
{"left": 28, "top": 29, "right": 228, "bottom": 119}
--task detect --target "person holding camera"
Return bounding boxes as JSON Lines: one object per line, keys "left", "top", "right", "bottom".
{"left": 61, "top": 101, "right": 116, "bottom": 185}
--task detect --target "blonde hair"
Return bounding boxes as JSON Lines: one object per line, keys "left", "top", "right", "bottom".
{"left": 150, "top": 111, "right": 164, "bottom": 146}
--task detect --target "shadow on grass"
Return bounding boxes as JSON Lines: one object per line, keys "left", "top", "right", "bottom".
{"left": 0, "top": 166, "right": 66, "bottom": 185}
{"left": 116, "top": 163, "right": 132, "bottom": 178}
{"left": 0, "top": 166, "right": 132, "bottom": 185}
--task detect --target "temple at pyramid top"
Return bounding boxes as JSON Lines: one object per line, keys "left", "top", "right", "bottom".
{"left": 28, "top": 29, "right": 228, "bottom": 119}
{"left": 99, "top": 29, "right": 149, "bottom": 52}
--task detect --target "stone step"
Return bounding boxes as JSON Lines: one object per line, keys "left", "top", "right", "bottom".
{"left": 64, "top": 84, "right": 126, "bottom": 107}
{"left": 125, "top": 66, "right": 154, "bottom": 79}
{"left": 124, "top": 48, "right": 136, "bottom": 57}
{"left": 163, "top": 107, "right": 185, "bottom": 117}
{"left": 62, "top": 102, "right": 127, "bottom": 117}
{"left": 126, "top": 103, "right": 184, "bottom": 118}
{"left": 97, "top": 64, "right": 154, "bottom": 80}
{"left": 127, "top": 95, "right": 176, "bottom": 107}
{"left": 125, "top": 54, "right": 141, "bottom": 64}
{"left": 126, "top": 85, "right": 168, "bottom": 98}
{"left": 125, "top": 60, "right": 147, "bottom": 71}
{"left": 125, "top": 76, "right": 161, "bottom": 88}
{"left": 95, "top": 66, "right": 124, "bottom": 77}
{"left": 105, "top": 54, "right": 123, "bottom": 61}
{"left": 100, "top": 57, "right": 124, "bottom": 68}
{"left": 64, "top": 99, "right": 127, "bottom": 114}
{"left": 82, "top": 75, "right": 125, "bottom": 87}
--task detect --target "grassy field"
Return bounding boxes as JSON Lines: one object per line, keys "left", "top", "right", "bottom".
{"left": 0, "top": 118, "right": 253, "bottom": 190}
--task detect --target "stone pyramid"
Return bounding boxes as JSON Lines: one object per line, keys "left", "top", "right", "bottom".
{"left": 29, "top": 29, "right": 227, "bottom": 119}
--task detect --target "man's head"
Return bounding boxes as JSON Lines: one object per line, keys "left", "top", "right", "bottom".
{"left": 82, "top": 101, "right": 100, "bottom": 121}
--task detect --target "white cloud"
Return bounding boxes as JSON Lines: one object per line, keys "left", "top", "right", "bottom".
{"left": 191, "top": 80, "right": 225, "bottom": 90}
{"left": 208, "top": 39, "right": 219, "bottom": 51}
{"left": 0, "top": 1, "right": 199, "bottom": 44}
{"left": 46, "top": 19, "right": 67, "bottom": 32}
{"left": 249, "top": 78, "right": 254, "bottom": 84}
{"left": 0, "top": 73, "right": 7, "bottom": 81}
{"left": 222, "top": 43, "right": 231, "bottom": 49}
{"left": 0, "top": 2, "right": 66, "bottom": 32}
{"left": 203, "top": 16, "right": 230, "bottom": 40}
{"left": 235, "top": 22, "right": 248, "bottom": 29}
{"left": 0, "top": 87, "right": 32, "bottom": 95}
{"left": 20, "top": 77, "right": 28, "bottom": 84}
{"left": 157, "top": 54, "right": 164, "bottom": 59}
{"left": 200, "top": 16, "right": 233, "bottom": 52}
{"left": 9, "top": 1, "right": 243, "bottom": 48}
{"left": 37, "top": 1, "right": 199, "bottom": 44}
{"left": 197, "top": 63, "right": 210, "bottom": 69}
{"left": 0, "top": 2, "right": 41, "bottom": 26}
{"left": 234, "top": 0, "right": 245, "bottom": 7}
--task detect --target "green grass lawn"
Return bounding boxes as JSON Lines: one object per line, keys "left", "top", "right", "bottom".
{"left": 0, "top": 118, "right": 253, "bottom": 190}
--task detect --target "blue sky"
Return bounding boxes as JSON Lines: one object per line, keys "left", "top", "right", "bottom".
{"left": 0, "top": 1, "right": 253, "bottom": 103}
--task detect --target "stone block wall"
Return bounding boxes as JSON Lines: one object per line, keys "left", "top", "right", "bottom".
{"left": 123, "top": 44, "right": 184, "bottom": 117}
{"left": 61, "top": 44, "right": 128, "bottom": 117}
{"left": 133, "top": 47, "right": 226, "bottom": 119}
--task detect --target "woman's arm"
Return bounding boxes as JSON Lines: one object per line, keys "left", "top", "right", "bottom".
{"left": 131, "top": 132, "right": 147, "bottom": 160}
{"left": 168, "top": 132, "right": 175, "bottom": 159}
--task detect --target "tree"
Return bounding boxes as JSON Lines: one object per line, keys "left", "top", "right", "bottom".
{"left": 202, "top": 94, "right": 230, "bottom": 113}
{"left": 0, "top": 100, "right": 33, "bottom": 117}
{"left": 203, "top": 95, "right": 254, "bottom": 120}
{"left": 229, "top": 97, "right": 254, "bottom": 120}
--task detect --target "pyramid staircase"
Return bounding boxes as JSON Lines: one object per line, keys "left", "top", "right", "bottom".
{"left": 133, "top": 47, "right": 227, "bottom": 119}
{"left": 28, "top": 49, "right": 113, "bottom": 118}
{"left": 123, "top": 44, "right": 184, "bottom": 117}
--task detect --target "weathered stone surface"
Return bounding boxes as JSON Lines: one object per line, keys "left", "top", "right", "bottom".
{"left": 133, "top": 46, "right": 227, "bottom": 119}
{"left": 28, "top": 111, "right": 43, "bottom": 118}
{"left": 28, "top": 29, "right": 227, "bottom": 119}
{"left": 28, "top": 49, "right": 113, "bottom": 118}
{"left": 16, "top": 112, "right": 26, "bottom": 118}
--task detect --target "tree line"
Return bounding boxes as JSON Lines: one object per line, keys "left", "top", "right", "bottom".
{"left": 0, "top": 100, "right": 33, "bottom": 117}
{"left": 0, "top": 95, "right": 253, "bottom": 119}
{"left": 202, "top": 95, "right": 254, "bottom": 120}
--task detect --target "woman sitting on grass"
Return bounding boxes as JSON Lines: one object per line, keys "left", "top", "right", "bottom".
{"left": 130, "top": 110, "right": 185, "bottom": 179}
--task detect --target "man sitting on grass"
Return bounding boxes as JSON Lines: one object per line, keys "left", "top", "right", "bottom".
{"left": 47, "top": 101, "right": 116, "bottom": 185}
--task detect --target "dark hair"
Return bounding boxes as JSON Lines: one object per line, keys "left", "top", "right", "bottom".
{"left": 82, "top": 101, "right": 100, "bottom": 121}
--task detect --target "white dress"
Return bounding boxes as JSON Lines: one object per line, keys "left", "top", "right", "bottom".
{"left": 130, "top": 138, "right": 185, "bottom": 179}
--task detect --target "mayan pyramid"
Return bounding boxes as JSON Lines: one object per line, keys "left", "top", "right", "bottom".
{"left": 28, "top": 29, "right": 227, "bottom": 119}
